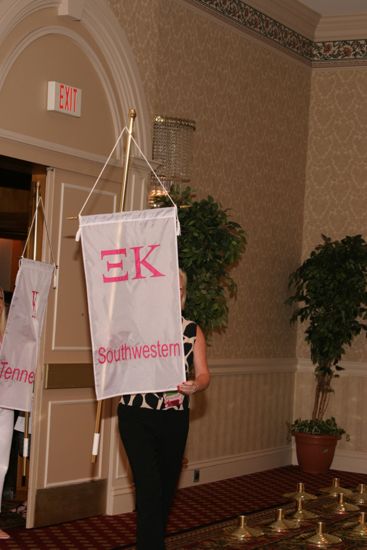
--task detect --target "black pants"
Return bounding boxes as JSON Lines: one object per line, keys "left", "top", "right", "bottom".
{"left": 118, "top": 403, "right": 189, "bottom": 550}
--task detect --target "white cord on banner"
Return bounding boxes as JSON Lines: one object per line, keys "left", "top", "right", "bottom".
{"left": 75, "top": 123, "right": 180, "bottom": 234}
{"left": 22, "top": 197, "right": 57, "bottom": 267}
{"left": 129, "top": 134, "right": 177, "bottom": 209}
{"left": 78, "top": 126, "right": 128, "bottom": 218}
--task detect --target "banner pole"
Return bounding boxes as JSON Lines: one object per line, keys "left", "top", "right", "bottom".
{"left": 119, "top": 108, "right": 136, "bottom": 212}
{"left": 22, "top": 181, "right": 40, "bottom": 484}
{"left": 91, "top": 109, "right": 137, "bottom": 463}
{"left": 91, "top": 400, "right": 102, "bottom": 464}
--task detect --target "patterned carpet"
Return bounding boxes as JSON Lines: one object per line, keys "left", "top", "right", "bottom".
{"left": 0, "top": 465, "right": 366, "bottom": 549}
{"left": 164, "top": 496, "right": 367, "bottom": 548}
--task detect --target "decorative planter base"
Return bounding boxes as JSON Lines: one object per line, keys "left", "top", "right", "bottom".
{"left": 294, "top": 432, "right": 338, "bottom": 474}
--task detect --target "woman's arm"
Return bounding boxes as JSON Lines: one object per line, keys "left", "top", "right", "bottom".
{"left": 178, "top": 326, "right": 210, "bottom": 395}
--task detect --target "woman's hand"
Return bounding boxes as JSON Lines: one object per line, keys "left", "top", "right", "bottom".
{"left": 177, "top": 380, "right": 199, "bottom": 395}
{"left": 178, "top": 325, "right": 210, "bottom": 395}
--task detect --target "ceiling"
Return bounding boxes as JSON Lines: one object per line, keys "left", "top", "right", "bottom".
{"left": 298, "top": 0, "right": 367, "bottom": 17}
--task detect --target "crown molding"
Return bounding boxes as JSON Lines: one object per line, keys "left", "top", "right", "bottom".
{"left": 189, "top": 0, "right": 367, "bottom": 66}
{"left": 314, "top": 14, "right": 367, "bottom": 41}
{"left": 249, "top": 1, "right": 367, "bottom": 42}
{"left": 246, "top": 0, "right": 320, "bottom": 40}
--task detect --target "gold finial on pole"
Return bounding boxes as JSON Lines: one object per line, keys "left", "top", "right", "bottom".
{"left": 119, "top": 108, "right": 137, "bottom": 212}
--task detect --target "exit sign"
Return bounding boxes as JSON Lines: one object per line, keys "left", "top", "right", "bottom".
{"left": 47, "top": 81, "right": 82, "bottom": 117}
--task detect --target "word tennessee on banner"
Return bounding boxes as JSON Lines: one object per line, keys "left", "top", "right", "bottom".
{"left": 78, "top": 206, "right": 185, "bottom": 400}
{"left": 0, "top": 258, "right": 54, "bottom": 412}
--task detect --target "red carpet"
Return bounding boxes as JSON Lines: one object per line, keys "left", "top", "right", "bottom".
{"left": 0, "top": 465, "right": 366, "bottom": 548}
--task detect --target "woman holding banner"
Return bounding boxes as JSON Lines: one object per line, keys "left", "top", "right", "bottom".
{"left": 118, "top": 270, "right": 210, "bottom": 550}
{"left": 0, "top": 288, "right": 13, "bottom": 540}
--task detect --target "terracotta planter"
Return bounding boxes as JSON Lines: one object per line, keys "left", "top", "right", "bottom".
{"left": 294, "top": 432, "right": 339, "bottom": 474}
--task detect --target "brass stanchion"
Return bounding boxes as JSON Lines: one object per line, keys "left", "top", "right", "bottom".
{"left": 284, "top": 482, "right": 317, "bottom": 501}
{"left": 320, "top": 477, "right": 352, "bottom": 497}
{"left": 350, "top": 511, "right": 367, "bottom": 539}
{"left": 291, "top": 497, "right": 318, "bottom": 522}
{"left": 325, "top": 492, "right": 359, "bottom": 514}
{"left": 306, "top": 521, "right": 342, "bottom": 547}
{"left": 269, "top": 508, "right": 300, "bottom": 532}
{"left": 229, "top": 515, "right": 263, "bottom": 541}
{"left": 351, "top": 483, "right": 367, "bottom": 505}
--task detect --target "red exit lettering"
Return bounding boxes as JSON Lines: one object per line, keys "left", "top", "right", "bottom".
{"left": 58, "top": 84, "right": 78, "bottom": 112}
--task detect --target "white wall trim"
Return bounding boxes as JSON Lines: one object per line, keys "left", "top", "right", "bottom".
{"left": 109, "top": 445, "right": 292, "bottom": 515}
{"left": 109, "top": 485, "right": 135, "bottom": 515}
{"left": 331, "top": 448, "right": 367, "bottom": 474}
{"left": 314, "top": 14, "right": 367, "bottom": 41}
{"left": 179, "top": 445, "right": 292, "bottom": 487}
{"left": 0, "top": 127, "right": 110, "bottom": 165}
{"left": 209, "top": 357, "right": 296, "bottom": 375}
{"left": 0, "top": 127, "right": 151, "bottom": 179}
{"left": 297, "top": 358, "right": 367, "bottom": 377}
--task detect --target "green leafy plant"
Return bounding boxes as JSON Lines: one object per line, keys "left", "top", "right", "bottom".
{"left": 153, "top": 186, "right": 246, "bottom": 336}
{"left": 288, "top": 418, "right": 348, "bottom": 440}
{"left": 286, "top": 234, "right": 367, "bottom": 436}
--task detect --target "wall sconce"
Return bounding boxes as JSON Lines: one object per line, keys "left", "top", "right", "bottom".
{"left": 149, "top": 115, "right": 196, "bottom": 206}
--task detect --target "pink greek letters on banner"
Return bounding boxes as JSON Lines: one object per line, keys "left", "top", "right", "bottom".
{"left": 79, "top": 207, "right": 184, "bottom": 400}
{"left": 101, "top": 244, "right": 165, "bottom": 282}
{"left": 31, "top": 290, "right": 39, "bottom": 319}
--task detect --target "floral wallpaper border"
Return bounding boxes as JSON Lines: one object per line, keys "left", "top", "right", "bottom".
{"left": 192, "top": 0, "right": 367, "bottom": 65}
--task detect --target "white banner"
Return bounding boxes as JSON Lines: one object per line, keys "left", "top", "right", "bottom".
{"left": 78, "top": 207, "right": 184, "bottom": 400}
{"left": 0, "top": 259, "right": 54, "bottom": 412}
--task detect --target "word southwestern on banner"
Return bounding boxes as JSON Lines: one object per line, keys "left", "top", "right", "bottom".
{"left": 78, "top": 206, "right": 185, "bottom": 400}
{"left": 0, "top": 258, "right": 54, "bottom": 412}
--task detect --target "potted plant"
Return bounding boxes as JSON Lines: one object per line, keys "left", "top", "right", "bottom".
{"left": 152, "top": 185, "right": 246, "bottom": 337}
{"left": 286, "top": 234, "right": 367, "bottom": 473}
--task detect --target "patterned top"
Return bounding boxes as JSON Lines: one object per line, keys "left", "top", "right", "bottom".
{"left": 120, "top": 317, "right": 197, "bottom": 411}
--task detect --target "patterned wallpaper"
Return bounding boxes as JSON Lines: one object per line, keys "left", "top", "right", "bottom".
{"left": 107, "top": 0, "right": 310, "bottom": 359}
{"left": 105, "top": 0, "right": 367, "bottom": 466}
{"left": 107, "top": 0, "right": 160, "bottom": 117}
{"left": 299, "top": 68, "right": 367, "bottom": 362}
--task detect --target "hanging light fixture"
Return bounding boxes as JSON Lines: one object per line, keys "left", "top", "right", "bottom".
{"left": 149, "top": 115, "right": 195, "bottom": 207}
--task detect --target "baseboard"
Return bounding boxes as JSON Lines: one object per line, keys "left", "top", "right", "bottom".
{"left": 107, "top": 484, "right": 135, "bottom": 515}
{"left": 108, "top": 446, "right": 292, "bottom": 515}
{"left": 331, "top": 449, "right": 367, "bottom": 473}
{"left": 178, "top": 445, "right": 292, "bottom": 488}
{"left": 291, "top": 446, "right": 367, "bottom": 474}
{"left": 34, "top": 479, "right": 107, "bottom": 527}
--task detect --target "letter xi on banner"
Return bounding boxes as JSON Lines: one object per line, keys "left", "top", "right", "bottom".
{"left": 0, "top": 258, "right": 54, "bottom": 412}
{"left": 78, "top": 207, "right": 185, "bottom": 400}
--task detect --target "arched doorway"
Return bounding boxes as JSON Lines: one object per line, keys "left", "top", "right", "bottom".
{"left": 0, "top": 0, "right": 150, "bottom": 527}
